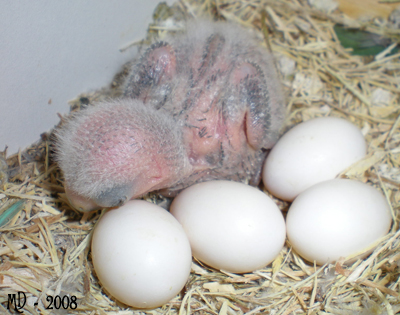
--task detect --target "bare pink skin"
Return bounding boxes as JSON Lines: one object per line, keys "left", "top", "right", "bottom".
{"left": 55, "top": 20, "right": 285, "bottom": 212}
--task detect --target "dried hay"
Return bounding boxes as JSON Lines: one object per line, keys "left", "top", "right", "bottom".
{"left": 1, "top": 0, "right": 399, "bottom": 314}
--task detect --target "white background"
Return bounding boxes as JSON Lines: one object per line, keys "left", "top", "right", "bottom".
{"left": 0, "top": 1, "right": 170, "bottom": 154}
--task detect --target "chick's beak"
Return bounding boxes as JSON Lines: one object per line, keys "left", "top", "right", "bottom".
{"left": 64, "top": 185, "right": 101, "bottom": 212}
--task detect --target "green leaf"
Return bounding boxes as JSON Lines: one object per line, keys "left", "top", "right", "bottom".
{"left": 0, "top": 200, "right": 26, "bottom": 227}
{"left": 334, "top": 25, "right": 398, "bottom": 56}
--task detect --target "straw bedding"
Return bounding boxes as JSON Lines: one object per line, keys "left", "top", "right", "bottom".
{"left": 0, "top": 0, "right": 399, "bottom": 314}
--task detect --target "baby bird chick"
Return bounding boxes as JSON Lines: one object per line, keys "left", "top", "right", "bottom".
{"left": 55, "top": 20, "right": 285, "bottom": 212}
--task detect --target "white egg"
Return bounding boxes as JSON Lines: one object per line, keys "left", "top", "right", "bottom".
{"left": 91, "top": 200, "right": 192, "bottom": 309}
{"left": 263, "top": 117, "right": 367, "bottom": 201}
{"left": 286, "top": 179, "right": 392, "bottom": 265}
{"left": 170, "top": 180, "right": 286, "bottom": 274}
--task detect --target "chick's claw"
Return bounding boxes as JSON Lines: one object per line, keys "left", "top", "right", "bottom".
{"left": 55, "top": 20, "right": 285, "bottom": 212}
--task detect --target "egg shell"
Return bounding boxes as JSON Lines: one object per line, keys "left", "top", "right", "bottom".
{"left": 263, "top": 117, "right": 367, "bottom": 201}
{"left": 170, "top": 180, "right": 286, "bottom": 274}
{"left": 286, "top": 179, "right": 392, "bottom": 265}
{"left": 91, "top": 200, "right": 192, "bottom": 309}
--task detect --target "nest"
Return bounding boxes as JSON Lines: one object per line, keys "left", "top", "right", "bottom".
{"left": 1, "top": 0, "right": 399, "bottom": 314}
